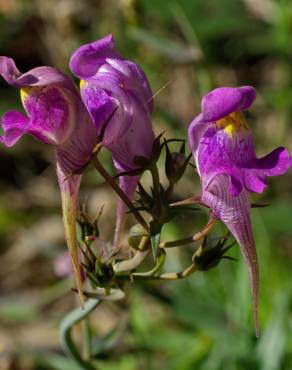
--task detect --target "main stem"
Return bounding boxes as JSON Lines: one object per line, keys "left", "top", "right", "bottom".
{"left": 94, "top": 153, "right": 149, "bottom": 233}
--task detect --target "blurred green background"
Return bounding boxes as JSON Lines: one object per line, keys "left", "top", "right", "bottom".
{"left": 0, "top": 0, "right": 292, "bottom": 369}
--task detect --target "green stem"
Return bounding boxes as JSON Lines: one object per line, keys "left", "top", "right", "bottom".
{"left": 113, "top": 249, "right": 150, "bottom": 273}
{"left": 116, "top": 263, "right": 197, "bottom": 281}
{"left": 113, "top": 236, "right": 150, "bottom": 273}
{"left": 133, "top": 249, "right": 166, "bottom": 277}
{"left": 159, "top": 217, "right": 216, "bottom": 248}
{"left": 157, "top": 264, "right": 196, "bottom": 280}
{"left": 94, "top": 154, "right": 149, "bottom": 233}
{"left": 60, "top": 299, "right": 100, "bottom": 370}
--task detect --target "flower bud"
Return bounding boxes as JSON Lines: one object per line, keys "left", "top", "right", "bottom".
{"left": 192, "top": 239, "right": 234, "bottom": 271}
{"left": 165, "top": 141, "right": 190, "bottom": 184}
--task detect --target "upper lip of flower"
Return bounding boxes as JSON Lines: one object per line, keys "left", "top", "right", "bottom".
{"left": 200, "top": 86, "right": 256, "bottom": 122}
{"left": 70, "top": 34, "right": 154, "bottom": 113}
{"left": 215, "top": 111, "right": 250, "bottom": 135}
{"left": 69, "top": 34, "right": 155, "bottom": 169}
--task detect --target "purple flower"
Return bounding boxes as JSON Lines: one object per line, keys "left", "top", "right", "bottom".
{"left": 188, "top": 86, "right": 291, "bottom": 335}
{"left": 70, "top": 34, "right": 155, "bottom": 244}
{"left": 0, "top": 57, "right": 99, "bottom": 303}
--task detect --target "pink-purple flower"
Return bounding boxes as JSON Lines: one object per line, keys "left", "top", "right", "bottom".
{"left": 188, "top": 86, "right": 291, "bottom": 335}
{"left": 0, "top": 57, "right": 99, "bottom": 302}
{"left": 70, "top": 34, "right": 155, "bottom": 243}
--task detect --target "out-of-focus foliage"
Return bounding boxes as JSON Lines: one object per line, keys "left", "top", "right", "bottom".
{"left": 0, "top": 1, "right": 291, "bottom": 370}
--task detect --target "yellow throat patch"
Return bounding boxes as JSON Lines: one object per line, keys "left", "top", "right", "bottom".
{"left": 20, "top": 87, "right": 32, "bottom": 105}
{"left": 79, "top": 80, "right": 86, "bottom": 89}
{"left": 216, "top": 111, "right": 249, "bottom": 135}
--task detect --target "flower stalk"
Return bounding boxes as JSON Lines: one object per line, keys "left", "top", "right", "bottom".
{"left": 159, "top": 216, "right": 216, "bottom": 248}
{"left": 93, "top": 151, "right": 150, "bottom": 233}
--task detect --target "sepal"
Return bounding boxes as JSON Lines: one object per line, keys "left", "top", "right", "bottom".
{"left": 165, "top": 139, "right": 192, "bottom": 184}
{"left": 193, "top": 234, "right": 236, "bottom": 271}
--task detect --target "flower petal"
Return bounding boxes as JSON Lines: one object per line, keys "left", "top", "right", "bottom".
{"left": 202, "top": 174, "right": 259, "bottom": 336}
{"left": 243, "top": 170, "right": 267, "bottom": 193}
{"left": 201, "top": 86, "right": 256, "bottom": 122}
{"left": 0, "top": 110, "right": 29, "bottom": 147}
{"left": 82, "top": 75, "right": 154, "bottom": 170}
{"left": 196, "top": 126, "right": 247, "bottom": 195}
{"left": 106, "top": 59, "right": 153, "bottom": 111}
{"left": 229, "top": 173, "right": 244, "bottom": 196}
{"left": 70, "top": 34, "right": 121, "bottom": 79}
{"left": 242, "top": 147, "right": 291, "bottom": 193}
{"left": 254, "top": 146, "right": 291, "bottom": 176}
{"left": 22, "top": 86, "right": 76, "bottom": 145}
{"left": 0, "top": 57, "right": 23, "bottom": 86}
{"left": 71, "top": 35, "right": 155, "bottom": 244}
{"left": 188, "top": 113, "right": 212, "bottom": 169}
{"left": 80, "top": 82, "right": 119, "bottom": 134}
{"left": 106, "top": 94, "right": 154, "bottom": 169}
{"left": 0, "top": 57, "right": 77, "bottom": 93}
{"left": 56, "top": 113, "right": 98, "bottom": 175}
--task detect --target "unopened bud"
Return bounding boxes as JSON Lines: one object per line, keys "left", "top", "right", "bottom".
{"left": 165, "top": 148, "right": 190, "bottom": 184}
{"left": 192, "top": 239, "right": 235, "bottom": 271}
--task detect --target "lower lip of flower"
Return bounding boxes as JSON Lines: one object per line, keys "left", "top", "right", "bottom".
{"left": 20, "top": 85, "right": 77, "bottom": 146}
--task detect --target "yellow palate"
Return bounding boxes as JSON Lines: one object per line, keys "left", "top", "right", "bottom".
{"left": 79, "top": 79, "right": 86, "bottom": 89}
{"left": 216, "top": 111, "right": 249, "bottom": 135}
{"left": 20, "top": 87, "right": 31, "bottom": 105}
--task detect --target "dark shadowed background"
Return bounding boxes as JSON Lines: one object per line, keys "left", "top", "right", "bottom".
{"left": 0, "top": 1, "right": 291, "bottom": 369}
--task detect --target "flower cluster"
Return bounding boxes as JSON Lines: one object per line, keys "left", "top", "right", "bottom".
{"left": 1, "top": 35, "right": 291, "bottom": 335}
{"left": 0, "top": 35, "right": 154, "bottom": 302}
